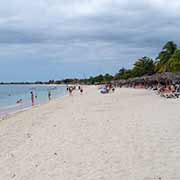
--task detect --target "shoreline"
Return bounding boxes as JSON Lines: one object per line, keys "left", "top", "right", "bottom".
{"left": 0, "top": 86, "right": 175, "bottom": 121}
{"left": 0, "top": 92, "right": 69, "bottom": 121}
{"left": 0, "top": 84, "right": 67, "bottom": 86}
{"left": 0, "top": 84, "right": 68, "bottom": 120}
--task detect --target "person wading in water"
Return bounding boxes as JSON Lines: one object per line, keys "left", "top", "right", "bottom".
{"left": 30, "top": 91, "right": 35, "bottom": 106}
{"left": 48, "top": 91, "right": 51, "bottom": 101}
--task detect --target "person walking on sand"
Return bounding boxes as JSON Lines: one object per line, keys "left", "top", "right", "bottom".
{"left": 80, "top": 88, "right": 83, "bottom": 94}
{"left": 69, "top": 87, "right": 73, "bottom": 96}
{"left": 30, "top": 91, "right": 35, "bottom": 106}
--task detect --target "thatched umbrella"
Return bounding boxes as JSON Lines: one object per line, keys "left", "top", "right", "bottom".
{"left": 110, "top": 80, "right": 126, "bottom": 86}
{"left": 144, "top": 72, "right": 180, "bottom": 84}
{"left": 112, "top": 72, "right": 180, "bottom": 87}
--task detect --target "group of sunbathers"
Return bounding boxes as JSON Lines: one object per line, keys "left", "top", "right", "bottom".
{"left": 156, "top": 84, "right": 180, "bottom": 98}
{"left": 117, "top": 82, "right": 180, "bottom": 99}
{"left": 100, "top": 84, "right": 115, "bottom": 94}
{"left": 133, "top": 83, "right": 180, "bottom": 98}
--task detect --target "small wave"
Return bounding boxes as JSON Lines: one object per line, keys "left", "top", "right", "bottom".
{"left": 0, "top": 103, "right": 22, "bottom": 110}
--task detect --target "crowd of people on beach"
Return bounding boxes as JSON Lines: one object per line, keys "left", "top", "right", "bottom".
{"left": 14, "top": 80, "right": 180, "bottom": 107}
{"left": 66, "top": 85, "right": 84, "bottom": 96}
{"left": 154, "top": 84, "right": 180, "bottom": 98}
{"left": 96, "top": 81, "right": 180, "bottom": 99}
{"left": 117, "top": 82, "right": 180, "bottom": 99}
{"left": 99, "top": 84, "right": 115, "bottom": 94}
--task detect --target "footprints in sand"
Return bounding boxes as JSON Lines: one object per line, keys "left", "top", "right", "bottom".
{"left": 11, "top": 173, "right": 16, "bottom": 178}
{"left": 26, "top": 133, "right": 31, "bottom": 139}
{"left": 54, "top": 152, "right": 58, "bottom": 156}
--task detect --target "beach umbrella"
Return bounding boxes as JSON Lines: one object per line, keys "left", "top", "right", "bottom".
{"left": 149, "top": 72, "right": 180, "bottom": 83}
{"left": 111, "top": 72, "right": 180, "bottom": 86}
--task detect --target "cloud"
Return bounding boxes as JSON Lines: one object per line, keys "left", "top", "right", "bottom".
{"left": 0, "top": 0, "right": 180, "bottom": 81}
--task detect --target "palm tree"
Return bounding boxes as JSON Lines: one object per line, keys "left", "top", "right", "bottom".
{"left": 155, "top": 41, "right": 177, "bottom": 72}
{"left": 132, "top": 56, "right": 155, "bottom": 77}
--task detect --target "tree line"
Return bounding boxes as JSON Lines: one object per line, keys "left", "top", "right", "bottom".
{"left": 85, "top": 41, "right": 180, "bottom": 84}
{"left": 51, "top": 41, "right": 180, "bottom": 85}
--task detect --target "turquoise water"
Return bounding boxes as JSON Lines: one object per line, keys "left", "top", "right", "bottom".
{"left": 0, "top": 85, "right": 67, "bottom": 117}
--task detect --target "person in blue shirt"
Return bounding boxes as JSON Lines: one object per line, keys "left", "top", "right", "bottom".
{"left": 176, "top": 85, "right": 180, "bottom": 92}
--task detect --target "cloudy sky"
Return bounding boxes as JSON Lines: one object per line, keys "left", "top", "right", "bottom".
{"left": 0, "top": 0, "right": 180, "bottom": 81}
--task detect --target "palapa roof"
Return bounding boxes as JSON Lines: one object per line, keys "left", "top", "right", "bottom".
{"left": 143, "top": 72, "right": 180, "bottom": 83}
{"left": 112, "top": 72, "right": 180, "bottom": 85}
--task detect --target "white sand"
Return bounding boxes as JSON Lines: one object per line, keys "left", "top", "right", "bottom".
{"left": 0, "top": 86, "right": 180, "bottom": 180}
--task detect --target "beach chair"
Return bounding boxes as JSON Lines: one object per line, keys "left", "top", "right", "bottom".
{"left": 174, "top": 92, "right": 180, "bottom": 98}
{"left": 161, "top": 92, "right": 177, "bottom": 98}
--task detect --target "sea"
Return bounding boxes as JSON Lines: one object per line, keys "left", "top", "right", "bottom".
{"left": 0, "top": 85, "right": 67, "bottom": 118}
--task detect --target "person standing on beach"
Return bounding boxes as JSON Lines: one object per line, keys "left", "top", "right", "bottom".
{"left": 48, "top": 91, "right": 51, "bottom": 101}
{"left": 80, "top": 88, "right": 83, "bottom": 94}
{"left": 30, "top": 91, "right": 35, "bottom": 106}
{"left": 69, "top": 87, "right": 73, "bottom": 96}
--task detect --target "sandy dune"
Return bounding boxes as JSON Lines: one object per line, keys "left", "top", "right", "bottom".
{"left": 0, "top": 86, "right": 180, "bottom": 180}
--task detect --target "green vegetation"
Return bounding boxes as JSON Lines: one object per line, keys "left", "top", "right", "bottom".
{"left": 167, "top": 49, "right": 180, "bottom": 72}
{"left": 155, "top": 41, "right": 177, "bottom": 72}
{"left": 86, "top": 41, "right": 180, "bottom": 84}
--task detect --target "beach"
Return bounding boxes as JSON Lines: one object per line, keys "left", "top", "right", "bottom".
{"left": 0, "top": 86, "right": 180, "bottom": 180}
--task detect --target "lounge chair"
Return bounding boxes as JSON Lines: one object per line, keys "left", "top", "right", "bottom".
{"left": 160, "top": 92, "right": 177, "bottom": 98}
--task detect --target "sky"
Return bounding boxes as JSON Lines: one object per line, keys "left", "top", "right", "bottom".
{"left": 0, "top": 0, "right": 180, "bottom": 81}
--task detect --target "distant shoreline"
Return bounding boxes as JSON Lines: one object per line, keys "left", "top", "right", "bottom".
{"left": 0, "top": 84, "right": 66, "bottom": 86}
{"left": 0, "top": 83, "right": 66, "bottom": 85}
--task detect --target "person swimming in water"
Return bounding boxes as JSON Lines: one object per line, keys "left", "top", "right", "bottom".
{"left": 16, "top": 99, "right": 23, "bottom": 104}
